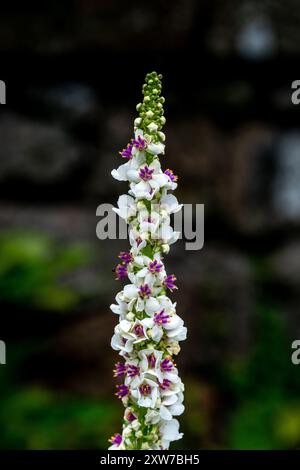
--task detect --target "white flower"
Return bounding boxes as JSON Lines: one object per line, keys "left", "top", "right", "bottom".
{"left": 111, "top": 320, "right": 135, "bottom": 355}
{"left": 138, "top": 348, "right": 163, "bottom": 377}
{"left": 165, "top": 318, "right": 187, "bottom": 342}
{"left": 130, "top": 319, "right": 150, "bottom": 344}
{"left": 167, "top": 393, "right": 185, "bottom": 417}
{"left": 142, "top": 313, "right": 186, "bottom": 343}
{"left": 138, "top": 208, "right": 161, "bottom": 237}
{"left": 131, "top": 377, "right": 159, "bottom": 408}
{"left": 147, "top": 141, "right": 165, "bottom": 155}
{"left": 133, "top": 128, "right": 165, "bottom": 157}
{"left": 159, "top": 223, "right": 180, "bottom": 245}
{"left": 135, "top": 254, "right": 166, "bottom": 287}
{"left": 113, "top": 195, "right": 137, "bottom": 221}
{"left": 110, "top": 292, "right": 128, "bottom": 318}
{"left": 129, "top": 160, "right": 169, "bottom": 200}
{"left": 111, "top": 152, "right": 146, "bottom": 182}
{"left": 160, "top": 194, "right": 182, "bottom": 214}
{"left": 159, "top": 388, "right": 185, "bottom": 420}
{"left": 160, "top": 419, "right": 183, "bottom": 448}
{"left": 145, "top": 409, "right": 161, "bottom": 425}
{"left": 120, "top": 284, "right": 160, "bottom": 317}
{"left": 129, "top": 228, "right": 147, "bottom": 255}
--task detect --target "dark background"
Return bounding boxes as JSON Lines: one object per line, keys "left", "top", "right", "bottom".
{"left": 1, "top": 0, "right": 300, "bottom": 450}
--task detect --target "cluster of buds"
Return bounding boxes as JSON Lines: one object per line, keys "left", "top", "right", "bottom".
{"left": 109, "top": 72, "right": 186, "bottom": 450}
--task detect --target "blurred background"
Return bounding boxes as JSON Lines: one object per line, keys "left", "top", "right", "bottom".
{"left": 1, "top": 0, "right": 300, "bottom": 450}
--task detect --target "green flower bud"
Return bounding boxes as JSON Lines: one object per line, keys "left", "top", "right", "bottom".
{"left": 147, "top": 122, "right": 158, "bottom": 132}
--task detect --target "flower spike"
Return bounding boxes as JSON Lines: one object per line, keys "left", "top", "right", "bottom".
{"left": 109, "top": 72, "right": 186, "bottom": 450}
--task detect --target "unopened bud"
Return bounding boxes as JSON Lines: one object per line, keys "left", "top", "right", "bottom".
{"left": 134, "top": 117, "right": 142, "bottom": 127}
{"left": 158, "top": 131, "right": 166, "bottom": 141}
{"left": 147, "top": 122, "right": 158, "bottom": 132}
{"left": 137, "top": 201, "right": 145, "bottom": 210}
{"left": 141, "top": 232, "right": 149, "bottom": 241}
{"left": 123, "top": 426, "right": 132, "bottom": 437}
{"left": 132, "top": 420, "right": 140, "bottom": 430}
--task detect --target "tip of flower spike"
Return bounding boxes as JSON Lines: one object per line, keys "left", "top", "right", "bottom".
{"left": 145, "top": 71, "right": 162, "bottom": 81}
{"left": 137, "top": 72, "right": 165, "bottom": 139}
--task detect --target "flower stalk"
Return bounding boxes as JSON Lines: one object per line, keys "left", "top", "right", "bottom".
{"left": 109, "top": 72, "right": 186, "bottom": 450}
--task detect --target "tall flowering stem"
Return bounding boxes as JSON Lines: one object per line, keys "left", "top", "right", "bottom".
{"left": 109, "top": 72, "right": 186, "bottom": 450}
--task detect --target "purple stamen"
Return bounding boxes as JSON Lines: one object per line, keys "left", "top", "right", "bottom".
{"left": 154, "top": 309, "right": 170, "bottom": 325}
{"left": 139, "top": 284, "right": 151, "bottom": 298}
{"left": 109, "top": 433, "right": 122, "bottom": 446}
{"left": 160, "top": 379, "right": 171, "bottom": 390}
{"left": 139, "top": 165, "right": 154, "bottom": 181}
{"left": 113, "top": 362, "right": 127, "bottom": 377}
{"left": 148, "top": 259, "right": 163, "bottom": 273}
{"left": 147, "top": 353, "right": 156, "bottom": 368}
{"left": 125, "top": 411, "right": 136, "bottom": 422}
{"left": 164, "top": 168, "right": 178, "bottom": 182}
{"left": 115, "top": 384, "right": 129, "bottom": 399}
{"left": 115, "top": 263, "right": 128, "bottom": 280}
{"left": 163, "top": 274, "right": 178, "bottom": 291}
{"left": 127, "top": 364, "right": 140, "bottom": 378}
{"left": 139, "top": 383, "right": 151, "bottom": 396}
{"left": 134, "top": 324, "right": 145, "bottom": 337}
{"left": 118, "top": 251, "right": 133, "bottom": 265}
{"left": 120, "top": 143, "right": 133, "bottom": 159}
{"left": 132, "top": 135, "right": 146, "bottom": 151}
{"left": 161, "top": 358, "right": 174, "bottom": 372}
